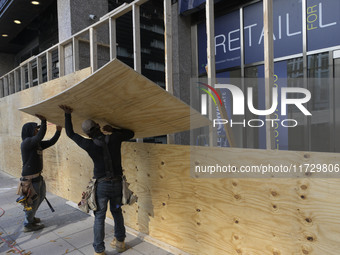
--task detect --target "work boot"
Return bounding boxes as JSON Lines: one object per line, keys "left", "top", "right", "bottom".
{"left": 23, "top": 223, "right": 45, "bottom": 232}
{"left": 94, "top": 252, "right": 106, "bottom": 255}
{"left": 110, "top": 238, "right": 126, "bottom": 253}
{"left": 33, "top": 217, "right": 41, "bottom": 223}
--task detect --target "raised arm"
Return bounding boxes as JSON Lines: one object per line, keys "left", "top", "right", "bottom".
{"left": 59, "top": 105, "right": 92, "bottom": 150}
{"left": 103, "top": 124, "right": 134, "bottom": 141}
{"left": 40, "top": 125, "right": 62, "bottom": 149}
{"left": 27, "top": 114, "right": 47, "bottom": 146}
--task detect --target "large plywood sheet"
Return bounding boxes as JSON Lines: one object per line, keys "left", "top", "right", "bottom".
{"left": 19, "top": 59, "right": 210, "bottom": 138}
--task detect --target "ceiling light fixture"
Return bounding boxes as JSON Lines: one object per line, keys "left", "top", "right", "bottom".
{"left": 31, "top": 1, "right": 40, "bottom": 5}
{"left": 14, "top": 20, "right": 21, "bottom": 24}
{"left": 2, "top": 34, "right": 8, "bottom": 37}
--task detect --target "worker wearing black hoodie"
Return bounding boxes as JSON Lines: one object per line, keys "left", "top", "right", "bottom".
{"left": 20, "top": 114, "right": 62, "bottom": 232}
{"left": 59, "top": 105, "right": 134, "bottom": 255}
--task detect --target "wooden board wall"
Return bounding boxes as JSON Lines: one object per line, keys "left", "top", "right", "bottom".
{"left": 2, "top": 70, "right": 340, "bottom": 254}
{"left": 0, "top": 67, "right": 91, "bottom": 177}
{"left": 121, "top": 143, "right": 340, "bottom": 255}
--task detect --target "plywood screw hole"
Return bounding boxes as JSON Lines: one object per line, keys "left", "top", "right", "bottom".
{"left": 197, "top": 222, "right": 201, "bottom": 226}
{"left": 307, "top": 236, "right": 314, "bottom": 242}
{"left": 300, "top": 185, "right": 308, "bottom": 190}
{"left": 273, "top": 204, "right": 277, "bottom": 209}
{"left": 234, "top": 194, "right": 241, "bottom": 200}
{"left": 161, "top": 161, "right": 165, "bottom": 165}
{"left": 302, "top": 249, "right": 309, "bottom": 254}
{"left": 147, "top": 173, "right": 150, "bottom": 177}
{"left": 304, "top": 154, "right": 310, "bottom": 159}
{"left": 271, "top": 191, "right": 278, "bottom": 197}
{"left": 234, "top": 235, "right": 239, "bottom": 240}
{"left": 236, "top": 249, "right": 242, "bottom": 254}
{"left": 235, "top": 220, "right": 239, "bottom": 224}
{"left": 232, "top": 182, "right": 237, "bottom": 187}
{"left": 196, "top": 209, "right": 201, "bottom": 212}
{"left": 305, "top": 218, "right": 312, "bottom": 223}
{"left": 159, "top": 175, "right": 163, "bottom": 179}
{"left": 148, "top": 213, "right": 152, "bottom": 216}
{"left": 300, "top": 195, "right": 306, "bottom": 200}
{"left": 162, "top": 202, "right": 166, "bottom": 206}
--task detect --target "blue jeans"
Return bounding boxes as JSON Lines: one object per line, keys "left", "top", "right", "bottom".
{"left": 93, "top": 180, "right": 125, "bottom": 253}
{"left": 24, "top": 179, "right": 46, "bottom": 226}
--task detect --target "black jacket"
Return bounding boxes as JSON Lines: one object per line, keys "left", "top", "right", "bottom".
{"left": 21, "top": 120, "right": 61, "bottom": 176}
{"left": 64, "top": 113, "right": 134, "bottom": 179}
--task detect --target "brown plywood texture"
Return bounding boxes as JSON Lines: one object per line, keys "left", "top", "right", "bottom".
{"left": 19, "top": 59, "right": 210, "bottom": 138}
{"left": 121, "top": 143, "right": 340, "bottom": 255}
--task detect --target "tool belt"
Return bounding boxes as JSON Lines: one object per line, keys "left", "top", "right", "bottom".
{"left": 16, "top": 172, "right": 41, "bottom": 210}
{"left": 97, "top": 175, "right": 122, "bottom": 183}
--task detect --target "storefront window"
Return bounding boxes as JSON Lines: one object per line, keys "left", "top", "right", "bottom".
{"left": 308, "top": 53, "right": 331, "bottom": 152}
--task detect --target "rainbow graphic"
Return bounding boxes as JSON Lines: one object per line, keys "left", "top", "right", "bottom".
{"left": 197, "top": 82, "right": 223, "bottom": 115}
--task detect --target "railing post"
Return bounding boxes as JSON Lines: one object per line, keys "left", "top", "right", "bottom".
{"left": 8, "top": 72, "right": 14, "bottom": 94}
{"left": 14, "top": 69, "right": 20, "bottom": 92}
{"left": 47, "top": 51, "right": 53, "bottom": 81}
{"left": 109, "top": 18, "right": 117, "bottom": 60}
{"left": 73, "top": 37, "right": 80, "bottom": 72}
{"left": 37, "top": 56, "right": 43, "bottom": 84}
{"left": 3, "top": 76, "right": 9, "bottom": 96}
{"left": 90, "top": 27, "right": 98, "bottom": 73}
{"left": 132, "top": 3, "right": 141, "bottom": 73}
{"left": 0, "top": 78, "right": 3, "bottom": 97}
{"left": 28, "top": 62, "right": 33, "bottom": 88}
{"left": 20, "top": 66, "right": 25, "bottom": 90}
{"left": 58, "top": 44, "right": 65, "bottom": 77}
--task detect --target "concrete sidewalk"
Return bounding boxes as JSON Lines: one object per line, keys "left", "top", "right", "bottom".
{"left": 0, "top": 171, "right": 173, "bottom": 255}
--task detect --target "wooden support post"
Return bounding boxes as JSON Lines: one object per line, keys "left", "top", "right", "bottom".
{"left": 58, "top": 44, "right": 65, "bottom": 77}
{"left": 37, "top": 57, "right": 43, "bottom": 85}
{"left": 90, "top": 27, "right": 98, "bottom": 73}
{"left": 20, "top": 66, "right": 25, "bottom": 90}
{"left": 133, "top": 4, "right": 141, "bottom": 73}
{"left": 8, "top": 73, "right": 14, "bottom": 94}
{"left": 14, "top": 70, "right": 20, "bottom": 92}
{"left": 109, "top": 18, "right": 117, "bottom": 60}
{"left": 28, "top": 62, "right": 33, "bottom": 88}
{"left": 73, "top": 37, "right": 80, "bottom": 72}
{"left": 133, "top": 3, "right": 142, "bottom": 143}
{"left": 206, "top": 0, "right": 217, "bottom": 146}
{"left": 164, "top": 0, "right": 174, "bottom": 144}
{"left": 0, "top": 78, "right": 3, "bottom": 97}
{"left": 3, "top": 76, "right": 9, "bottom": 96}
{"left": 263, "top": 0, "right": 275, "bottom": 150}
{"left": 47, "top": 51, "right": 53, "bottom": 81}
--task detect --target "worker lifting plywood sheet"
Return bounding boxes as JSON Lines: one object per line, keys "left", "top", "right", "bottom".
{"left": 19, "top": 59, "right": 210, "bottom": 138}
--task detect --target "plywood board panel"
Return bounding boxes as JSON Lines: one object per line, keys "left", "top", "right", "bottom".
{"left": 120, "top": 143, "right": 340, "bottom": 255}
{"left": 19, "top": 59, "right": 210, "bottom": 138}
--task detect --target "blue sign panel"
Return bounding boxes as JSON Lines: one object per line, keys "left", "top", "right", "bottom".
{"left": 197, "top": 10, "right": 241, "bottom": 75}
{"left": 197, "top": 0, "right": 340, "bottom": 72}
{"left": 306, "top": 0, "right": 340, "bottom": 51}
{"left": 244, "top": 0, "right": 302, "bottom": 64}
